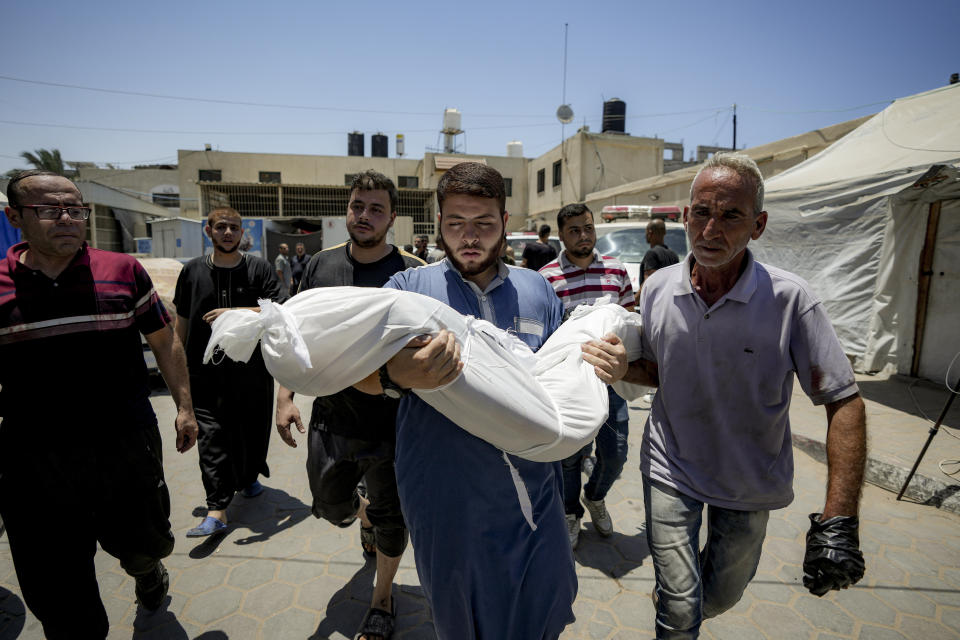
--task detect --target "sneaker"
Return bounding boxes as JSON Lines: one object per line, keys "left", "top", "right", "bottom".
{"left": 135, "top": 561, "right": 169, "bottom": 612}
{"left": 581, "top": 495, "right": 613, "bottom": 537}
{"left": 566, "top": 514, "right": 581, "bottom": 549}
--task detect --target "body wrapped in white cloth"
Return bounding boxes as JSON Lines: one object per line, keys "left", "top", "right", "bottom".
{"left": 204, "top": 286, "right": 642, "bottom": 462}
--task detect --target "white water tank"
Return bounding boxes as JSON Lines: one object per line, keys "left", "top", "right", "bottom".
{"left": 507, "top": 141, "right": 523, "bottom": 158}
{"left": 443, "top": 108, "right": 462, "bottom": 132}
{"left": 396, "top": 133, "right": 405, "bottom": 157}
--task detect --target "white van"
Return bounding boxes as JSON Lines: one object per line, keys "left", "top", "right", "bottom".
{"left": 594, "top": 219, "right": 689, "bottom": 293}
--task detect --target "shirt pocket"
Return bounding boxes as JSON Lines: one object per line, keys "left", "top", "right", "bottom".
{"left": 513, "top": 316, "right": 544, "bottom": 340}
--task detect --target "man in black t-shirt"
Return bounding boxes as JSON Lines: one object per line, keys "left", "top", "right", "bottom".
{"left": 174, "top": 207, "right": 282, "bottom": 538}
{"left": 640, "top": 218, "right": 680, "bottom": 288}
{"left": 276, "top": 171, "right": 423, "bottom": 639}
{"left": 290, "top": 241, "right": 311, "bottom": 291}
{"left": 521, "top": 224, "right": 558, "bottom": 270}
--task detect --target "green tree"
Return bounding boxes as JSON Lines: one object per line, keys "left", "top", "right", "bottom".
{"left": 5, "top": 148, "right": 73, "bottom": 178}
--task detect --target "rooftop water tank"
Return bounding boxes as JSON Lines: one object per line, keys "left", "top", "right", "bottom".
{"left": 602, "top": 98, "right": 626, "bottom": 134}
{"left": 348, "top": 131, "right": 364, "bottom": 156}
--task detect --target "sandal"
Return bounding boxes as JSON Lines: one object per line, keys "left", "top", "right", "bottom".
{"left": 360, "top": 525, "right": 377, "bottom": 558}
{"left": 355, "top": 600, "right": 395, "bottom": 640}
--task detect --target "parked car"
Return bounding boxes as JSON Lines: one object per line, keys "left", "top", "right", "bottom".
{"left": 594, "top": 221, "right": 689, "bottom": 293}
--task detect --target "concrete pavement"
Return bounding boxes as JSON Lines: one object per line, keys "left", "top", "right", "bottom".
{"left": 2, "top": 371, "right": 960, "bottom": 639}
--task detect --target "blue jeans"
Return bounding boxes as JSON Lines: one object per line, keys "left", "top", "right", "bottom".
{"left": 561, "top": 386, "right": 629, "bottom": 517}
{"left": 643, "top": 477, "right": 769, "bottom": 640}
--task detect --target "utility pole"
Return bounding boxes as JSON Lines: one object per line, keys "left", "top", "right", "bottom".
{"left": 732, "top": 103, "right": 737, "bottom": 150}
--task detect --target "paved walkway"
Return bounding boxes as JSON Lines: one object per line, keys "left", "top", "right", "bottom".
{"left": 2, "top": 371, "right": 960, "bottom": 639}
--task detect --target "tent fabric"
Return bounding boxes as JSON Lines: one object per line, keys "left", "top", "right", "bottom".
{"left": 752, "top": 84, "right": 960, "bottom": 381}
{"left": 205, "top": 286, "right": 642, "bottom": 462}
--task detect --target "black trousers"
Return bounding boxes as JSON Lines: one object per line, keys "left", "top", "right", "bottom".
{"left": 306, "top": 425, "right": 408, "bottom": 557}
{"left": 193, "top": 363, "right": 274, "bottom": 511}
{"left": 0, "top": 418, "right": 174, "bottom": 640}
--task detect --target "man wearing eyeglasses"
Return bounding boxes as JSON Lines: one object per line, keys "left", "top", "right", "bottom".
{"left": 0, "top": 170, "right": 198, "bottom": 639}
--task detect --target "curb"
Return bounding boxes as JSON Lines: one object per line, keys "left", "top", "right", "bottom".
{"left": 792, "top": 433, "right": 960, "bottom": 515}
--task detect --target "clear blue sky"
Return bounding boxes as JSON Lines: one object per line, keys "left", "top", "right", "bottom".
{"left": 2, "top": 0, "right": 958, "bottom": 175}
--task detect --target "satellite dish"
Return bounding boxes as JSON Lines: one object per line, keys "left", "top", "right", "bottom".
{"left": 556, "top": 104, "right": 574, "bottom": 124}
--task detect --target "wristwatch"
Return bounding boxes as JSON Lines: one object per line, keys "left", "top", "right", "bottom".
{"left": 379, "top": 364, "right": 408, "bottom": 400}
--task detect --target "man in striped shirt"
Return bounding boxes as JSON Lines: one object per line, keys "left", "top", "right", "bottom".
{"left": 0, "top": 171, "right": 198, "bottom": 638}
{"left": 540, "top": 203, "right": 635, "bottom": 549}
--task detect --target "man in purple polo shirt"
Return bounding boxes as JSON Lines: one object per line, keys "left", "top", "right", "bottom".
{"left": 0, "top": 171, "right": 198, "bottom": 639}
{"left": 623, "top": 153, "right": 866, "bottom": 639}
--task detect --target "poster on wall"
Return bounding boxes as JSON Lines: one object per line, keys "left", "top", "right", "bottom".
{"left": 204, "top": 218, "right": 264, "bottom": 258}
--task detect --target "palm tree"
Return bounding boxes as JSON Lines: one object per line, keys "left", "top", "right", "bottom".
{"left": 4, "top": 148, "right": 72, "bottom": 178}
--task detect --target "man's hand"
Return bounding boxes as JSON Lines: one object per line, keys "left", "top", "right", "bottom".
{"left": 386, "top": 330, "right": 462, "bottom": 390}
{"left": 175, "top": 407, "right": 199, "bottom": 453}
{"left": 581, "top": 333, "right": 628, "bottom": 384}
{"left": 202, "top": 308, "right": 230, "bottom": 324}
{"left": 802, "top": 513, "right": 865, "bottom": 596}
{"left": 276, "top": 392, "right": 305, "bottom": 448}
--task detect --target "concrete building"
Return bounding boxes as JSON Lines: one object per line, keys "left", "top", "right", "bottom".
{"left": 584, "top": 114, "right": 872, "bottom": 213}
{"left": 526, "top": 129, "right": 664, "bottom": 226}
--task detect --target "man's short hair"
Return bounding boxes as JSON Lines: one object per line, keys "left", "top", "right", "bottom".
{"left": 556, "top": 203, "right": 592, "bottom": 231}
{"left": 416, "top": 234, "right": 428, "bottom": 242}
{"left": 647, "top": 218, "right": 666, "bottom": 235}
{"left": 538, "top": 224, "right": 551, "bottom": 238}
{"left": 296, "top": 242, "right": 305, "bottom": 248}
{"left": 207, "top": 206, "right": 242, "bottom": 226}
{"left": 350, "top": 169, "right": 398, "bottom": 212}
{"left": 436, "top": 162, "right": 506, "bottom": 215}
{"left": 6, "top": 170, "right": 78, "bottom": 208}
{"left": 692, "top": 152, "right": 764, "bottom": 215}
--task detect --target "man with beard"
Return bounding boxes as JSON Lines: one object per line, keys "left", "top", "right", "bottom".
{"left": 539, "top": 203, "right": 635, "bottom": 549}
{"left": 0, "top": 171, "right": 198, "bottom": 638}
{"left": 175, "top": 207, "right": 281, "bottom": 537}
{"left": 365, "top": 162, "right": 628, "bottom": 639}
{"left": 275, "top": 170, "right": 423, "bottom": 640}
{"left": 413, "top": 234, "right": 430, "bottom": 262}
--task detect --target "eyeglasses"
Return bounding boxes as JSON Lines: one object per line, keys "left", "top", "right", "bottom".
{"left": 19, "top": 205, "right": 91, "bottom": 221}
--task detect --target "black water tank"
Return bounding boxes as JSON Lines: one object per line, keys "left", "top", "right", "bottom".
{"left": 372, "top": 133, "right": 388, "bottom": 158}
{"left": 348, "top": 131, "right": 364, "bottom": 156}
{"left": 602, "top": 98, "right": 626, "bottom": 134}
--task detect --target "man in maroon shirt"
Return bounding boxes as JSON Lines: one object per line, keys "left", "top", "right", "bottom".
{"left": 0, "top": 171, "right": 198, "bottom": 639}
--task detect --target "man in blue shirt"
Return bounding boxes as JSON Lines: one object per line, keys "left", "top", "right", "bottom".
{"left": 360, "top": 162, "right": 627, "bottom": 639}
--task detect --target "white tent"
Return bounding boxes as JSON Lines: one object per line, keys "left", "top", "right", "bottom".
{"left": 752, "top": 83, "right": 960, "bottom": 383}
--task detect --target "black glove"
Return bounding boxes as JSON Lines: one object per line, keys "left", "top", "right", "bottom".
{"left": 802, "top": 512, "right": 865, "bottom": 596}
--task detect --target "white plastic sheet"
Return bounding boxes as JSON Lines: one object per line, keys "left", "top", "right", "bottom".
{"left": 204, "top": 286, "right": 642, "bottom": 462}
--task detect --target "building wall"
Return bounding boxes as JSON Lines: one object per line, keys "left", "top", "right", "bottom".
{"left": 177, "top": 150, "right": 424, "bottom": 219}
{"left": 526, "top": 131, "right": 664, "bottom": 226}
{"left": 75, "top": 167, "right": 180, "bottom": 211}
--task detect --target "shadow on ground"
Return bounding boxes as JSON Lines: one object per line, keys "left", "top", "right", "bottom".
{"left": 857, "top": 374, "right": 960, "bottom": 429}
{"left": 187, "top": 486, "right": 311, "bottom": 558}
{"left": 0, "top": 587, "right": 24, "bottom": 640}
{"left": 574, "top": 527, "right": 649, "bottom": 579}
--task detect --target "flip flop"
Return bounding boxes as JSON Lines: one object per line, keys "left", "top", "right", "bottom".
{"left": 186, "top": 516, "right": 228, "bottom": 538}
{"left": 355, "top": 598, "right": 396, "bottom": 640}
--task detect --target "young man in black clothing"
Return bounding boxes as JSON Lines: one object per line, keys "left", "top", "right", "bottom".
{"left": 521, "top": 223, "right": 558, "bottom": 270}
{"left": 640, "top": 218, "right": 680, "bottom": 288}
{"left": 290, "top": 241, "right": 311, "bottom": 291}
{"left": 275, "top": 170, "right": 423, "bottom": 640}
{"left": 174, "top": 207, "right": 282, "bottom": 537}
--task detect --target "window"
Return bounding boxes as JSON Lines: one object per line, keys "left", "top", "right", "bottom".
{"left": 536, "top": 169, "right": 545, "bottom": 193}
{"left": 398, "top": 176, "right": 419, "bottom": 189}
{"left": 259, "top": 171, "right": 281, "bottom": 184}
{"left": 152, "top": 193, "right": 180, "bottom": 208}
{"left": 552, "top": 160, "right": 562, "bottom": 187}
{"left": 198, "top": 169, "right": 221, "bottom": 182}
{"left": 504, "top": 178, "right": 513, "bottom": 198}
{"left": 344, "top": 173, "right": 358, "bottom": 186}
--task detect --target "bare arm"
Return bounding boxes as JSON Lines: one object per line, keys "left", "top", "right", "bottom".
{"left": 145, "top": 323, "right": 198, "bottom": 453}
{"left": 621, "top": 358, "right": 659, "bottom": 387}
{"left": 821, "top": 394, "right": 867, "bottom": 519}
{"left": 202, "top": 306, "right": 262, "bottom": 324}
{"left": 275, "top": 385, "right": 305, "bottom": 447}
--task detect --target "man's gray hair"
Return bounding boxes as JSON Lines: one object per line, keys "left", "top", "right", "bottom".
{"left": 691, "top": 152, "right": 764, "bottom": 215}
